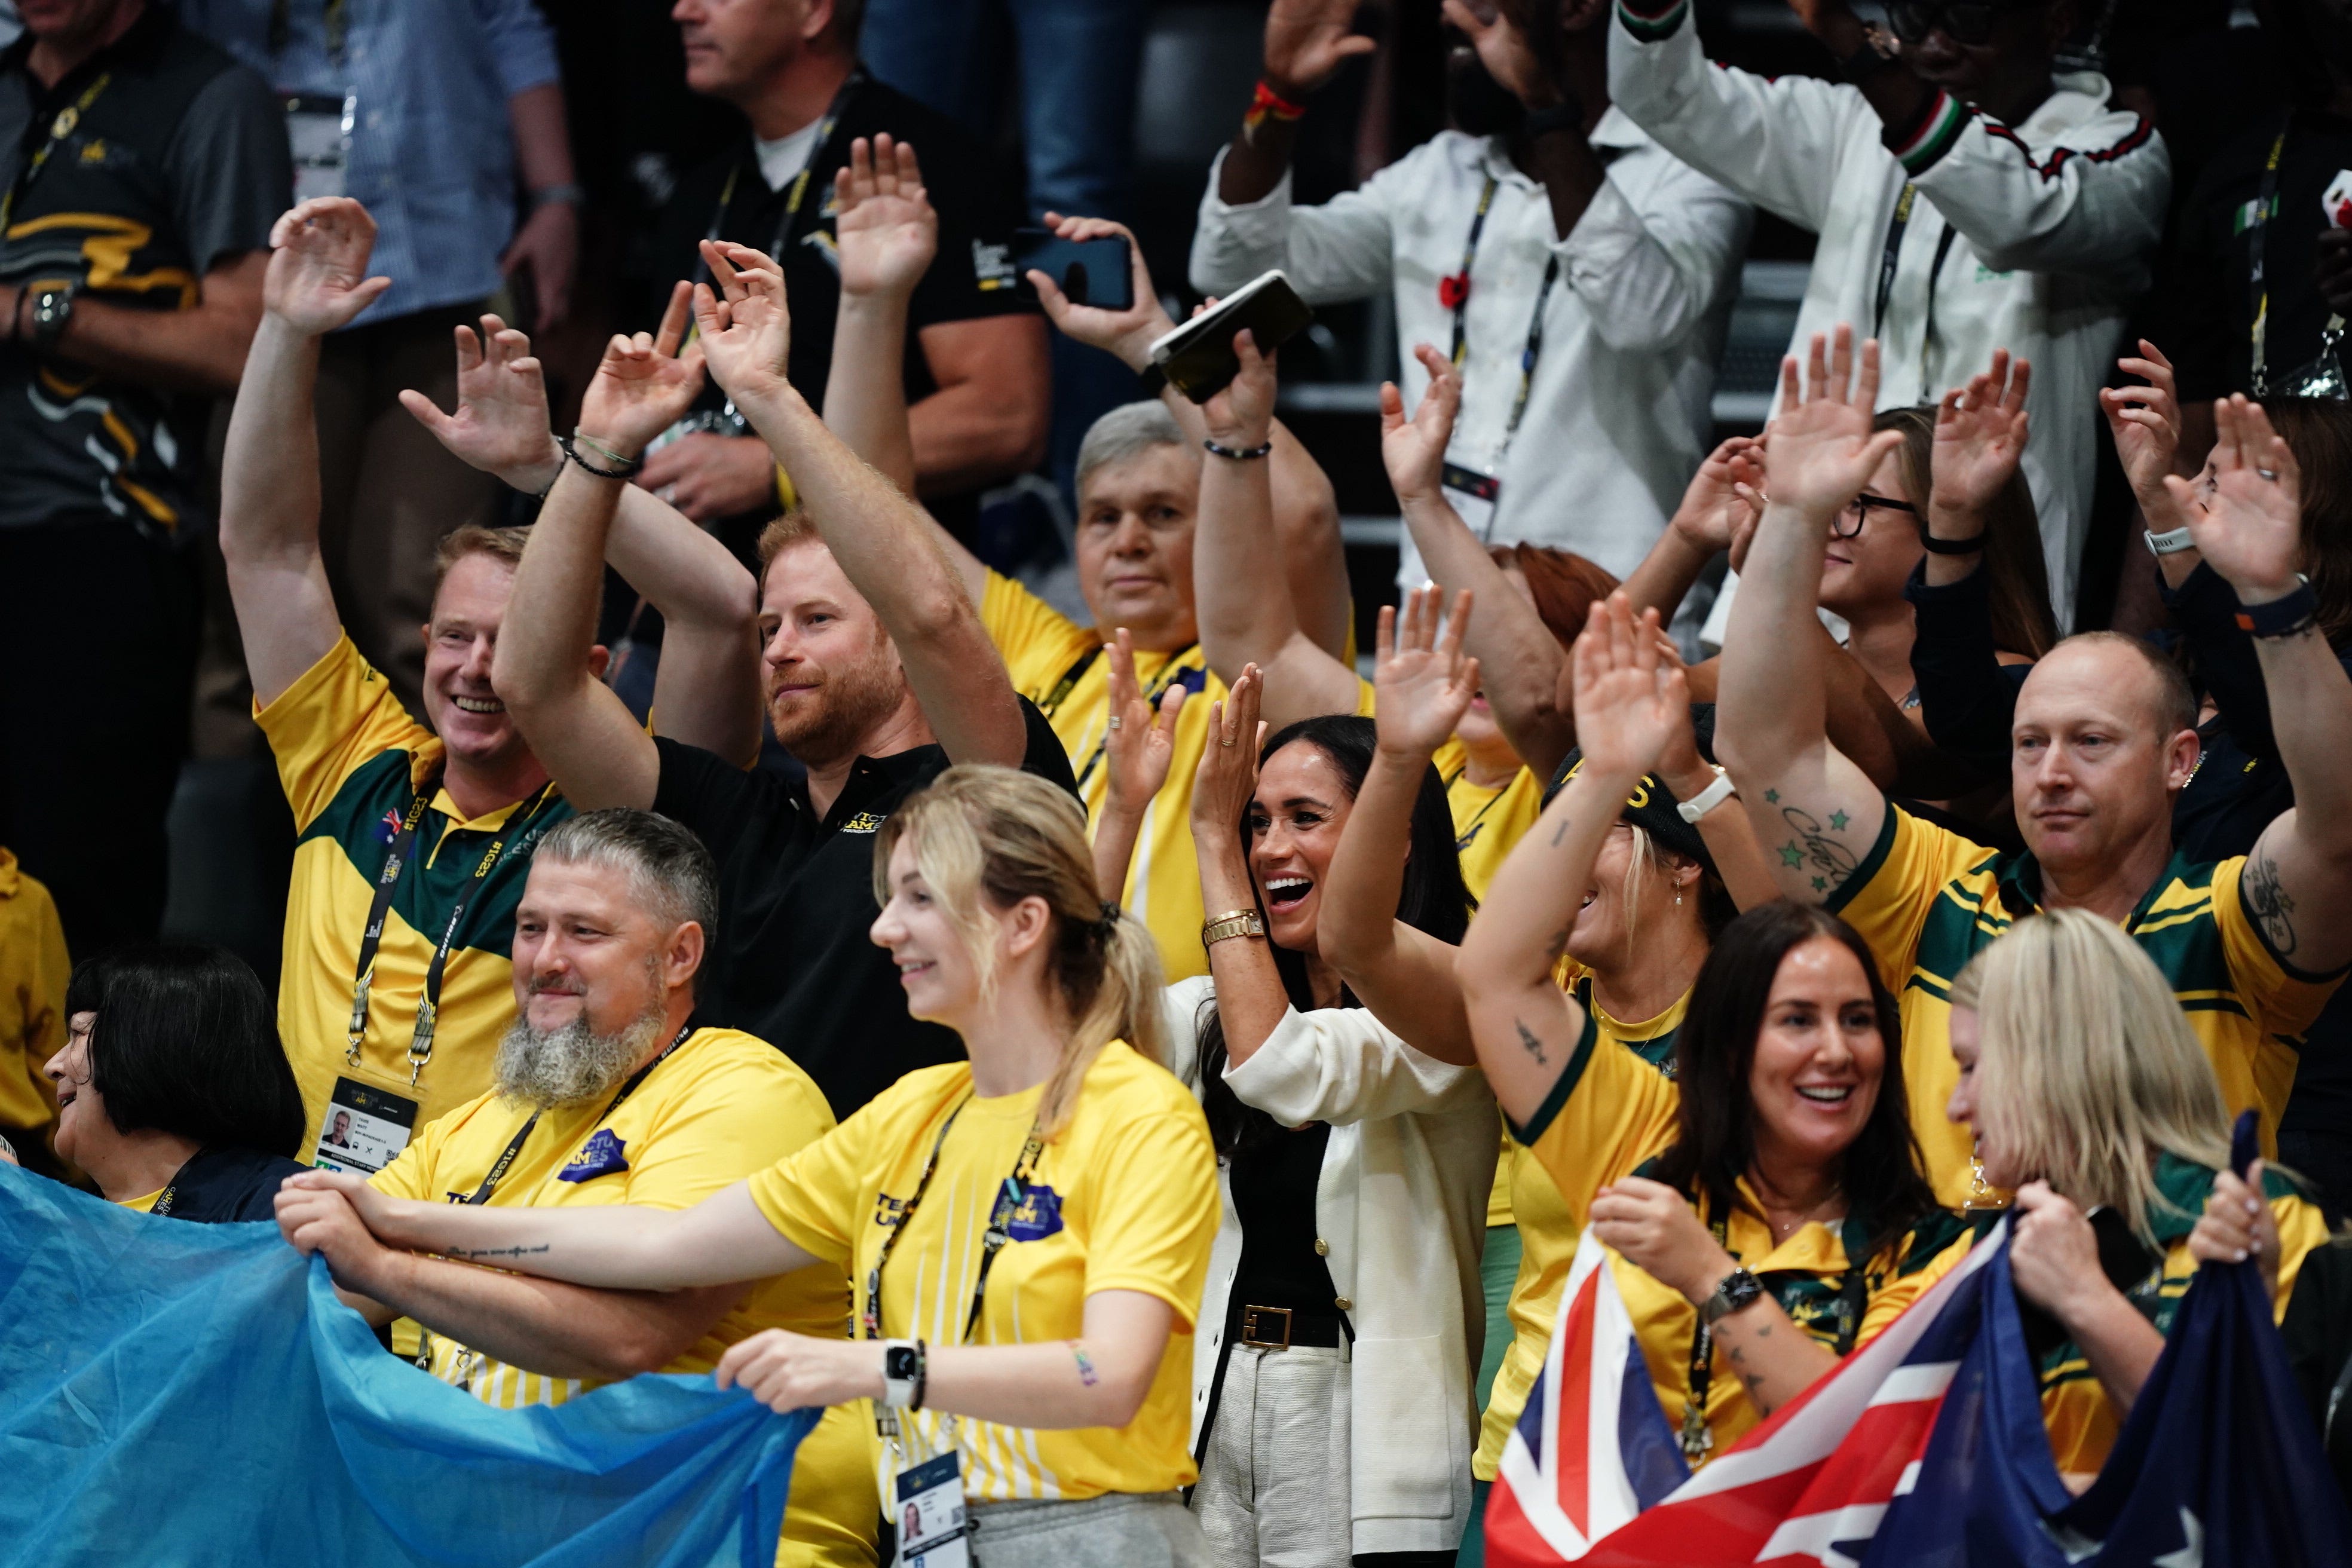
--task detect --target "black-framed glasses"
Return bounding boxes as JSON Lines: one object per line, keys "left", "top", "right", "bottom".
{"left": 1888, "top": 0, "right": 2039, "bottom": 46}
{"left": 1830, "top": 492, "right": 1920, "bottom": 538}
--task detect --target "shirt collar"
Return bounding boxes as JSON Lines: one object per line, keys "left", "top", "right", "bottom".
{"left": 798, "top": 742, "right": 946, "bottom": 829}
{"left": 1993, "top": 844, "right": 2191, "bottom": 930}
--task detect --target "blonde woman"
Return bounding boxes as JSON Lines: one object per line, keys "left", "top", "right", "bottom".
{"left": 281, "top": 766, "right": 1222, "bottom": 1564}
{"left": 1946, "top": 907, "right": 2331, "bottom": 1481}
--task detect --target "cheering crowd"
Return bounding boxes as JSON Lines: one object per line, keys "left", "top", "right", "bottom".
{"left": 10, "top": 0, "right": 2352, "bottom": 1561}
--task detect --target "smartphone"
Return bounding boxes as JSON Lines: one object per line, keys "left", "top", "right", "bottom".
{"left": 1148, "top": 270, "right": 1315, "bottom": 403}
{"left": 1009, "top": 229, "right": 1134, "bottom": 312}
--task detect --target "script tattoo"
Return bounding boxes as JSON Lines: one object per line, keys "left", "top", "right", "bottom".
{"left": 446, "top": 1244, "right": 553, "bottom": 1260}
{"left": 2244, "top": 852, "right": 2299, "bottom": 957}
{"left": 1776, "top": 805, "right": 1861, "bottom": 893}
{"left": 1515, "top": 1018, "right": 1549, "bottom": 1067}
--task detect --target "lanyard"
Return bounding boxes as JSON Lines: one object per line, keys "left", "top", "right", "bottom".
{"left": 345, "top": 776, "right": 559, "bottom": 1085}
{"left": 1445, "top": 762, "right": 1512, "bottom": 854}
{"left": 267, "top": 0, "right": 349, "bottom": 66}
{"left": 1872, "top": 182, "right": 1960, "bottom": 401}
{"left": 1444, "top": 173, "right": 1558, "bottom": 461}
{"left": 0, "top": 70, "right": 109, "bottom": 233}
{"left": 703, "top": 69, "right": 863, "bottom": 273}
{"left": 2249, "top": 124, "right": 2290, "bottom": 397}
{"left": 1036, "top": 646, "right": 1105, "bottom": 722}
{"left": 1073, "top": 647, "right": 1201, "bottom": 793}
{"left": 458, "top": 1022, "right": 694, "bottom": 1208}
{"left": 1677, "top": 1214, "right": 1869, "bottom": 1464}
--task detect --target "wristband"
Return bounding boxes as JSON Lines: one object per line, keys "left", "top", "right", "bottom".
{"left": 1244, "top": 78, "right": 1307, "bottom": 134}
{"left": 2234, "top": 575, "right": 2318, "bottom": 639}
{"left": 529, "top": 182, "right": 585, "bottom": 210}
{"left": 1674, "top": 766, "right": 1738, "bottom": 824}
{"left": 558, "top": 433, "right": 642, "bottom": 479}
{"left": 1202, "top": 908, "right": 1266, "bottom": 948}
{"left": 1919, "top": 529, "right": 1987, "bottom": 556}
{"left": 1521, "top": 94, "right": 1585, "bottom": 140}
{"left": 1203, "top": 437, "right": 1273, "bottom": 461}
{"left": 2144, "top": 525, "right": 2197, "bottom": 556}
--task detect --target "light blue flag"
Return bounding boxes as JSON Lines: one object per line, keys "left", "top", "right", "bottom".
{"left": 0, "top": 1163, "right": 814, "bottom": 1568}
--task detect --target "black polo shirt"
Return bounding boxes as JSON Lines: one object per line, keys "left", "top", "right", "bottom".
{"left": 151, "top": 1144, "right": 310, "bottom": 1224}
{"left": 0, "top": 5, "right": 286, "bottom": 532}
{"left": 651, "top": 699, "right": 1077, "bottom": 1119}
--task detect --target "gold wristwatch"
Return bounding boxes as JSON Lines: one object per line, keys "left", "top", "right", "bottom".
{"left": 1201, "top": 908, "right": 1266, "bottom": 949}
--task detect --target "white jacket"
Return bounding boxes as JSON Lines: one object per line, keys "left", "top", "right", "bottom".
{"left": 1162, "top": 976, "right": 1500, "bottom": 1558}
{"left": 1609, "top": 0, "right": 2170, "bottom": 628}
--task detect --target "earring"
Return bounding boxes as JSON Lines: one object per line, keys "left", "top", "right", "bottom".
{"left": 1675, "top": 890, "right": 1683, "bottom": 907}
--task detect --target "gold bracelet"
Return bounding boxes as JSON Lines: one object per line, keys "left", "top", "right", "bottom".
{"left": 1201, "top": 908, "right": 1266, "bottom": 949}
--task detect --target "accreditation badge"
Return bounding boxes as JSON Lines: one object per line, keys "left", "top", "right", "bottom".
{"left": 313, "top": 1076, "right": 418, "bottom": 1175}
{"left": 1440, "top": 455, "right": 1503, "bottom": 541}
{"left": 280, "top": 91, "right": 354, "bottom": 202}
{"left": 892, "top": 1450, "right": 969, "bottom": 1567}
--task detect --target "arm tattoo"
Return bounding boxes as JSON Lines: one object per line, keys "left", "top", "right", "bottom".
{"left": 1550, "top": 813, "right": 1573, "bottom": 848}
{"left": 1776, "top": 806, "right": 1861, "bottom": 891}
{"left": 2244, "top": 852, "right": 2299, "bottom": 956}
{"left": 1515, "top": 1017, "right": 1550, "bottom": 1067}
{"left": 1068, "top": 1342, "right": 1100, "bottom": 1386}
{"left": 445, "top": 1244, "right": 552, "bottom": 1260}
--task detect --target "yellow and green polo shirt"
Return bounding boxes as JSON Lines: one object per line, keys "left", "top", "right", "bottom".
{"left": 1434, "top": 739, "right": 1543, "bottom": 905}
{"left": 1826, "top": 806, "right": 2346, "bottom": 1208}
{"left": 255, "top": 635, "right": 573, "bottom": 1156}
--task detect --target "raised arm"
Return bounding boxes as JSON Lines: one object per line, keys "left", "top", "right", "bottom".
{"left": 1192, "top": 330, "right": 1362, "bottom": 731}
{"left": 489, "top": 295, "right": 715, "bottom": 810}
{"left": 1187, "top": 670, "right": 1293, "bottom": 1067}
{"left": 402, "top": 309, "right": 762, "bottom": 765}
{"left": 1714, "top": 328, "right": 1903, "bottom": 906}
{"left": 697, "top": 241, "right": 1027, "bottom": 767}
{"left": 1093, "top": 629, "right": 1192, "bottom": 901}
{"left": 220, "top": 199, "right": 391, "bottom": 707}
{"left": 1620, "top": 434, "right": 1765, "bottom": 626}
{"left": 1380, "top": 349, "right": 1579, "bottom": 777}
{"left": 2170, "top": 399, "right": 2352, "bottom": 975}
{"left": 1318, "top": 589, "right": 1479, "bottom": 1065}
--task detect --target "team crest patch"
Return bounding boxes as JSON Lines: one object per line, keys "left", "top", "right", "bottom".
{"left": 558, "top": 1129, "right": 629, "bottom": 1183}
{"left": 840, "top": 811, "right": 887, "bottom": 834}
{"left": 1006, "top": 1184, "right": 1064, "bottom": 1242}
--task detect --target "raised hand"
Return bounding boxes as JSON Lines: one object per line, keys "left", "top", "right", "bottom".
{"left": 1374, "top": 586, "right": 1481, "bottom": 760}
{"left": 399, "top": 313, "right": 561, "bottom": 492}
{"left": 2164, "top": 396, "right": 2305, "bottom": 602}
{"left": 1570, "top": 591, "right": 1688, "bottom": 785}
{"left": 1200, "top": 324, "right": 1278, "bottom": 451}
{"left": 264, "top": 197, "right": 391, "bottom": 335}
{"left": 1380, "top": 344, "right": 1462, "bottom": 506}
{"left": 1190, "top": 663, "right": 1266, "bottom": 844}
{"left": 1027, "top": 213, "right": 1174, "bottom": 370}
{"left": 693, "top": 240, "right": 794, "bottom": 405}
{"left": 1440, "top": 0, "right": 1563, "bottom": 108}
{"left": 2100, "top": 339, "right": 2185, "bottom": 512}
{"left": 1262, "top": 0, "right": 1379, "bottom": 98}
{"left": 2188, "top": 1160, "right": 2283, "bottom": 1302}
{"left": 1101, "top": 627, "right": 1191, "bottom": 819}
{"left": 579, "top": 280, "right": 709, "bottom": 458}
{"left": 1670, "top": 433, "right": 1768, "bottom": 556}
{"left": 1930, "top": 350, "right": 2031, "bottom": 519}
{"left": 1763, "top": 326, "right": 1904, "bottom": 519}
{"left": 835, "top": 134, "right": 938, "bottom": 302}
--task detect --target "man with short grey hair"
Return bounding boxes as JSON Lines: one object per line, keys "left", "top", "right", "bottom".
{"left": 276, "top": 805, "right": 878, "bottom": 1564}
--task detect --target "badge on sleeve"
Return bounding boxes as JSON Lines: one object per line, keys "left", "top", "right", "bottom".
{"left": 893, "top": 1451, "right": 969, "bottom": 1567}
{"left": 1005, "top": 1184, "right": 1064, "bottom": 1242}
{"left": 558, "top": 1129, "right": 629, "bottom": 1183}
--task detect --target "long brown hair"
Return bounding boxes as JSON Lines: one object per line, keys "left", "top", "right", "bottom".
{"left": 2266, "top": 399, "right": 2352, "bottom": 647}
{"left": 1882, "top": 406, "right": 2058, "bottom": 658}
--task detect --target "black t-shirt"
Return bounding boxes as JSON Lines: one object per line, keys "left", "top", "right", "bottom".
{"left": 158, "top": 1144, "right": 311, "bottom": 1224}
{"left": 651, "top": 700, "right": 1078, "bottom": 1120}
{"left": 2280, "top": 1242, "right": 2352, "bottom": 1502}
{"left": 642, "top": 70, "right": 1034, "bottom": 541}
{"left": 2166, "top": 108, "right": 2352, "bottom": 402}
{"left": 1228, "top": 1119, "right": 1341, "bottom": 1316}
{"left": 0, "top": 5, "right": 287, "bottom": 532}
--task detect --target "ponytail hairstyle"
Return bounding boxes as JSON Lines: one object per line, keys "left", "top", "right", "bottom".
{"left": 874, "top": 765, "right": 1168, "bottom": 1138}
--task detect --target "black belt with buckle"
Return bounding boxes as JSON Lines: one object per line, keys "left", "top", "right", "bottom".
{"left": 1235, "top": 1303, "right": 1348, "bottom": 1349}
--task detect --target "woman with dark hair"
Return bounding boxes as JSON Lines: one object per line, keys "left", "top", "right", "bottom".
{"left": 42, "top": 944, "right": 306, "bottom": 1221}
{"left": 1457, "top": 601, "right": 1964, "bottom": 1466}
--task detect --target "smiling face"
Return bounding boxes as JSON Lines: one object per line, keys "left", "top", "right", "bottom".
{"left": 509, "top": 858, "right": 680, "bottom": 1040}
{"left": 1817, "top": 449, "right": 1925, "bottom": 620}
{"left": 870, "top": 835, "right": 986, "bottom": 1025}
{"left": 1745, "top": 938, "right": 1887, "bottom": 1175}
{"left": 1247, "top": 740, "right": 1358, "bottom": 953}
{"left": 44, "top": 1010, "right": 108, "bottom": 1171}
{"left": 1075, "top": 446, "right": 1201, "bottom": 650}
{"left": 1563, "top": 823, "right": 1696, "bottom": 974}
{"left": 419, "top": 552, "right": 531, "bottom": 770}
{"left": 2009, "top": 639, "right": 2191, "bottom": 878}
{"left": 759, "top": 538, "right": 912, "bottom": 767}
{"left": 1942, "top": 1002, "right": 2023, "bottom": 1187}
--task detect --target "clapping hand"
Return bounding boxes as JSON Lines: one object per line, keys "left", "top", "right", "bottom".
{"left": 1374, "top": 586, "right": 1481, "bottom": 760}
{"left": 578, "top": 281, "right": 710, "bottom": 460}
{"left": 399, "top": 313, "right": 562, "bottom": 493}
{"left": 2163, "top": 396, "right": 2304, "bottom": 604}
{"left": 1570, "top": 592, "right": 1689, "bottom": 786}
{"left": 1200, "top": 321, "right": 1278, "bottom": 452}
{"left": 2100, "top": 340, "right": 2188, "bottom": 530}
{"left": 1101, "top": 627, "right": 1191, "bottom": 820}
{"left": 1190, "top": 663, "right": 1266, "bottom": 846}
{"left": 1763, "top": 326, "right": 1904, "bottom": 520}
{"left": 2188, "top": 1160, "right": 2284, "bottom": 1303}
{"left": 1261, "top": 0, "right": 1378, "bottom": 99}
{"left": 1028, "top": 214, "right": 1174, "bottom": 372}
{"left": 1380, "top": 345, "right": 1462, "bottom": 507}
{"left": 1670, "top": 433, "right": 1768, "bottom": 559}
{"left": 835, "top": 134, "right": 937, "bottom": 303}
{"left": 264, "top": 197, "right": 392, "bottom": 336}
{"left": 693, "top": 240, "right": 795, "bottom": 406}
{"left": 1931, "top": 350, "right": 2031, "bottom": 519}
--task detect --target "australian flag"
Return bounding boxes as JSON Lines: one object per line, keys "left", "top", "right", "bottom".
{"left": 1489, "top": 1119, "right": 2350, "bottom": 1566}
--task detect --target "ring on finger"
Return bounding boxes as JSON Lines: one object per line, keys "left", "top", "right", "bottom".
{"left": 2259, "top": 467, "right": 2281, "bottom": 481}
{"left": 1107, "top": 715, "right": 1123, "bottom": 730}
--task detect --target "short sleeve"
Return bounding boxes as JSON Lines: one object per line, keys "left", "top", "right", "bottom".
{"left": 651, "top": 736, "right": 778, "bottom": 868}
{"left": 905, "top": 133, "right": 1035, "bottom": 334}
{"left": 2212, "top": 855, "right": 2349, "bottom": 1034}
{"left": 623, "top": 1049, "right": 837, "bottom": 1212}
{"left": 254, "top": 636, "right": 436, "bottom": 831}
{"left": 1077, "top": 1108, "right": 1220, "bottom": 1329}
{"left": 163, "top": 64, "right": 290, "bottom": 274}
{"left": 369, "top": 1111, "right": 454, "bottom": 1203}
{"left": 2268, "top": 1189, "right": 2333, "bottom": 1328}
{"left": 981, "top": 569, "right": 1094, "bottom": 690}
{"left": 746, "top": 1100, "right": 881, "bottom": 1273}
{"left": 1017, "top": 696, "right": 1082, "bottom": 798}
{"left": 1856, "top": 1225, "right": 1976, "bottom": 1346}
{"left": 469, "top": 0, "right": 563, "bottom": 97}
{"left": 1822, "top": 807, "right": 1977, "bottom": 997}
{"left": 1518, "top": 1012, "right": 1683, "bottom": 1230}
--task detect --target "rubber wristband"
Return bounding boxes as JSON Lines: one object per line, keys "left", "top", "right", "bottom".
{"left": 2235, "top": 575, "right": 2318, "bottom": 639}
{"left": 1247, "top": 79, "right": 1307, "bottom": 127}
{"left": 1919, "top": 530, "right": 1988, "bottom": 556}
{"left": 2144, "top": 525, "right": 2197, "bottom": 556}
{"left": 1675, "top": 767, "right": 1738, "bottom": 824}
{"left": 1521, "top": 94, "right": 1585, "bottom": 139}
{"left": 1203, "top": 437, "right": 1273, "bottom": 461}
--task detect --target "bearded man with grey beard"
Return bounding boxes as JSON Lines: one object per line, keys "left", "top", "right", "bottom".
{"left": 274, "top": 807, "right": 885, "bottom": 1567}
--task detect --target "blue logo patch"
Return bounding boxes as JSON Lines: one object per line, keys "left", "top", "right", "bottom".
{"left": 1005, "top": 1184, "right": 1064, "bottom": 1242}
{"left": 558, "top": 1129, "right": 629, "bottom": 1183}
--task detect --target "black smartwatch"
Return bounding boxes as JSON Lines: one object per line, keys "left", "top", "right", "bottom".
{"left": 1701, "top": 1266, "right": 1766, "bottom": 1325}
{"left": 1522, "top": 93, "right": 1586, "bottom": 140}
{"left": 26, "top": 281, "right": 76, "bottom": 348}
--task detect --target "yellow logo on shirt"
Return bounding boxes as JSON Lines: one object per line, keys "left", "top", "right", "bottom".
{"left": 840, "top": 811, "right": 887, "bottom": 834}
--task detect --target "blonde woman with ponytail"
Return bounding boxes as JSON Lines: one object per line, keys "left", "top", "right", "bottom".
{"left": 1946, "top": 907, "right": 2330, "bottom": 1483}
{"left": 306, "top": 766, "right": 1223, "bottom": 1565}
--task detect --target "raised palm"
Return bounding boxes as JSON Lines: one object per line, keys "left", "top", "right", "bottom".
{"left": 1380, "top": 344, "right": 1460, "bottom": 505}
{"left": 2101, "top": 340, "right": 2183, "bottom": 503}
{"left": 397, "top": 314, "right": 559, "bottom": 489}
{"left": 2167, "top": 397, "right": 2304, "bottom": 596}
{"left": 694, "top": 240, "right": 793, "bottom": 405}
{"left": 1571, "top": 594, "right": 1685, "bottom": 782}
{"left": 265, "top": 197, "right": 390, "bottom": 334}
{"left": 835, "top": 135, "right": 938, "bottom": 301}
{"left": 1264, "top": 0, "right": 1378, "bottom": 96}
{"left": 1764, "top": 326, "right": 1902, "bottom": 518}
{"left": 1672, "top": 434, "right": 1766, "bottom": 552}
{"left": 580, "top": 281, "right": 708, "bottom": 454}
{"left": 1931, "top": 353, "right": 2030, "bottom": 514}
{"left": 1375, "top": 587, "right": 1480, "bottom": 758}
{"left": 1102, "top": 629, "right": 1189, "bottom": 814}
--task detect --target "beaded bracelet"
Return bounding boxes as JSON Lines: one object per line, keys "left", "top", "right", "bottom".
{"left": 558, "top": 433, "right": 643, "bottom": 480}
{"left": 1203, "top": 437, "right": 1273, "bottom": 461}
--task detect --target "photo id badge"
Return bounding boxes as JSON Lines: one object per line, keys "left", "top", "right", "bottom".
{"left": 280, "top": 91, "right": 354, "bottom": 202}
{"left": 313, "top": 1076, "right": 418, "bottom": 1175}
{"left": 1440, "top": 457, "right": 1502, "bottom": 541}
{"left": 893, "top": 1451, "right": 969, "bottom": 1567}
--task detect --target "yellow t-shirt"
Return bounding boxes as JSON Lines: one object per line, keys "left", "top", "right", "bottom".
{"left": 1431, "top": 740, "right": 1544, "bottom": 906}
{"left": 747, "top": 1041, "right": 1220, "bottom": 1505}
{"left": 0, "top": 847, "right": 68, "bottom": 1140}
{"left": 1474, "top": 973, "right": 1691, "bottom": 1480}
{"left": 1827, "top": 806, "right": 2344, "bottom": 1207}
{"left": 369, "top": 1026, "right": 872, "bottom": 1568}
{"left": 1515, "top": 1004, "right": 1972, "bottom": 1463}
{"left": 255, "top": 635, "right": 575, "bottom": 1154}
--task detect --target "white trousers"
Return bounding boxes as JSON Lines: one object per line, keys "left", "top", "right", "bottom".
{"left": 1191, "top": 1343, "right": 1352, "bottom": 1567}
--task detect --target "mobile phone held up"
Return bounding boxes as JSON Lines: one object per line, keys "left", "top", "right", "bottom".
{"left": 1009, "top": 229, "right": 1134, "bottom": 313}
{"left": 1147, "top": 271, "right": 1313, "bottom": 404}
